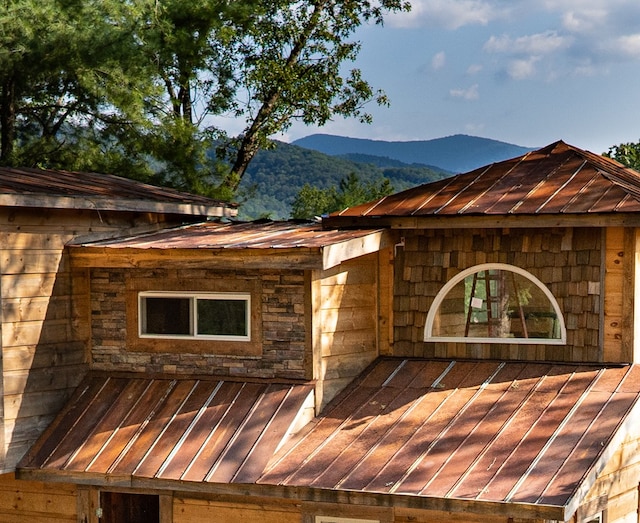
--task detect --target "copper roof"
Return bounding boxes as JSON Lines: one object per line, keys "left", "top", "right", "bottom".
{"left": 18, "top": 360, "right": 640, "bottom": 520}
{"left": 73, "top": 220, "right": 383, "bottom": 250}
{"left": 18, "top": 373, "right": 314, "bottom": 485}
{"left": 69, "top": 220, "right": 392, "bottom": 270}
{"left": 260, "top": 358, "right": 640, "bottom": 519}
{"left": 332, "top": 141, "right": 640, "bottom": 219}
{"left": 0, "top": 166, "right": 236, "bottom": 217}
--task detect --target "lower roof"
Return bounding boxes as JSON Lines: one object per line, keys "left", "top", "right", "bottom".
{"left": 17, "top": 359, "right": 640, "bottom": 521}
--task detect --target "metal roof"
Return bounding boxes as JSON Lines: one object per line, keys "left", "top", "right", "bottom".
{"left": 260, "top": 358, "right": 640, "bottom": 519}
{"left": 0, "top": 166, "right": 236, "bottom": 217}
{"left": 333, "top": 141, "right": 640, "bottom": 218}
{"left": 18, "top": 373, "right": 314, "bottom": 485}
{"left": 73, "top": 220, "right": 384, "bottom": 250}
{"left": 19, "top": 359, "right": 640, "bottom": 520}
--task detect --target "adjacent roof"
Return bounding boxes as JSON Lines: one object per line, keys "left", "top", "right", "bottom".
{"left": 261, "top": 358, "right": 640, "bottom": 521}
{"left": 329, "top": 141, "right": 640, "bottom": 224}
{"left": 69, "top": 220, "right": 392, "bottom": 270}
{"left": 0, "top": 166, "right": 236, "bottom": 217}
{"left": 18, "top": 373, "right": 314, "bottom": 486}
{"left": 18, "top": 359, "right": 640, "bottom": 521}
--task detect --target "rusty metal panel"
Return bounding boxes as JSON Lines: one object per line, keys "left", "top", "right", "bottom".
{"left": 75, "top": 221, "right": 386, "bottom": 251}
{"left": 0, "top": 166, "right": 228, "bottom": 206}
{"left": 18, "top": 373, "right": 314, "bottom": 486}
{"left": 333, "top": 141, "right": 640, "bottom": 218}
{"left": 260, "top": 359, "right": 640, "bottom": 512}
{"left": 18, "top": 359, "right": 640, "bottom": 514}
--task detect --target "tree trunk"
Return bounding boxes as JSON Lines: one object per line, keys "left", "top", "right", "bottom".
{"left": 0, "top": 75, "right": 16, "bottom": 164}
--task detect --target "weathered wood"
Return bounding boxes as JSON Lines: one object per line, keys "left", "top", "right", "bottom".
{"left": 172, "top": 497, "right": 300, "bottom": 523}
{"left": 0, "top": 473, "right": 76, "bottom": 522}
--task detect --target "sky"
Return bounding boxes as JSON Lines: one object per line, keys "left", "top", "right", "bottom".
{"left": 280, "top": 0, "right": 640, "bottom": 155}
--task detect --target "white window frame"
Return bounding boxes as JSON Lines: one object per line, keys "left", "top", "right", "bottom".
{"left": 424, "top": 263, "right": 566, "bottom": 345}
{"left": 139, "top": 291, "right": 251, "bottom": 342}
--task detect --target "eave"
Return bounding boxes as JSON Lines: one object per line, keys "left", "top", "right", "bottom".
{"left": 323, "top": 212, "right": 640, "bottom": 230}
{"left": 0, "top": 194, "right": 236, "bottom": 218}
{"left": 68, "top": 228, "right": 393, "bottom": 271}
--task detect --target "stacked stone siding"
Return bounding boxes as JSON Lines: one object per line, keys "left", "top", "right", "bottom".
{"left": 90, "top": 268, "right": 309, "bottom": 379}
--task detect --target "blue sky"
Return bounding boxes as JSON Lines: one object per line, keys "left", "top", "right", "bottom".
{"left": 281, "top": 0, "right": 640, "bottom": 155}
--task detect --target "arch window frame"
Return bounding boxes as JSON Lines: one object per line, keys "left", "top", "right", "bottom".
{"left": 424, "top": 263, "right": 566, "bottom": 345}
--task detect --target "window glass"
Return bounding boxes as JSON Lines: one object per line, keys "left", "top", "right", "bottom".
{"left": 143, "top": 297, "right": 190, "bottom": 335}
{"left": 425, "top": 264, "right": 565, "bottom": 344}
{"left": 139, "top": 292, "right": 250, "bottom": 340}
{"left": 197, "top": 298, "right": 247, "bottom": 337}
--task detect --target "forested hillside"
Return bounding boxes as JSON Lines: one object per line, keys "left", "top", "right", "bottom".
{"left": 238, "top": 141, "right": 450, "bottom": 219}
{"left": 293, "top": 134, "right": 534, "bottom": 173}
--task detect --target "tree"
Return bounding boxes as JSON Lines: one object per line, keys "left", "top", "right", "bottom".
{"left": 604, "top": 142, "right": 640, "bottom": 171}
{"left": 291, "top": 172, "right": 393, "bottom": 219}
{"left": 0, "top": 0, "right": 411, "bottom": 202}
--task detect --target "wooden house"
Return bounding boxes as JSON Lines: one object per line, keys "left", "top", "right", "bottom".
{"left": 0, "top": 166, "right": 236, "bottom": 519}
{"left": 4, "top": 141, "right": 640, "bottom": 523}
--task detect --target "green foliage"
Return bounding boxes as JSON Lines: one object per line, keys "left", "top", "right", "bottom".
{"left": 291, "top": 172, "right": 393, "bottom": 219}
{"left": 605, "top": 142, "right": 640, "bottom": 171}
{"left": 238, "top": 141, "right": 449, "bottom": 219}
{"left": 0, "top": 0, "right": 411, "bottom": 202}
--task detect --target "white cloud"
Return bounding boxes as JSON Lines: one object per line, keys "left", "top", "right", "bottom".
{"left": 388, "top": 0, "right": 503, "bottom": 30}
{"left": 611, "top": 34, "right": 640, "bottom": 58}
{"left": 432, "top": 51, "right": 446, "bottom": 70}
{"left": 450, "top": 84, "right": 479, "bottom": 100}
{"left": 467, "top": 64, "right": 483, "bottom": 75}
{"left": 507, "top": 56, "right": 540, "bottom": 80}
{"left": 484, "top": 31, "right": 572, "bottom": 55}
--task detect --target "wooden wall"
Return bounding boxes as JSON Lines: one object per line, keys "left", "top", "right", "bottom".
{"left": 393, "top": 227, "right": 615, "bottom": 363}
{"left": 0, "top": 207, "right": 181, "bottom": 471}
{"left": 312, "top": 251, "right": 389, "bottom": 410}
{"left": 578, "top": 431, "right": 640, "bottom": 523}
{"left": 0, "top": 473, "right": 76, "bottom": 522}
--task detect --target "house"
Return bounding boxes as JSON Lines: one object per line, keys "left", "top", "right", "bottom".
{"left": 0, "top": 166, "right": 235, "bottom": 518}
{"left": 2, "top": 141, "right": 640, "bottom": 522}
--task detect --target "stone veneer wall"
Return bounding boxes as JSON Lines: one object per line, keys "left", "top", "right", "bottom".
{"left": 89, "top": 268, "right": 309, "bottom": 379}
{"left": 394, "top": 227, "right": 603, "bottom": 362}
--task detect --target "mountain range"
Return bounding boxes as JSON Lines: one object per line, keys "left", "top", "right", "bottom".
{"left": 292, "top": 133, "right": 534, "bottom": 174}
{"left": 238, "top": 134, "right": 535, "bottom": 220}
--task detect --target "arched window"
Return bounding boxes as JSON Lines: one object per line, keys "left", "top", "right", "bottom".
{"left": 424, "top": 263, "right": 566, "bottom": 344}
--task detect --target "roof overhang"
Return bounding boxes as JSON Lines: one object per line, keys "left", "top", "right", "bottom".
{"left": 68, "top": 224, "right": 394, "bottom": 271}
{"left": 0, "top": 193, "right": 236, "bottom": 218}
{"left": 324, "top": 212, "right": 640, "bottom": 230}
{"left": 17, "top": 359, "right": 640, "bottom": 522}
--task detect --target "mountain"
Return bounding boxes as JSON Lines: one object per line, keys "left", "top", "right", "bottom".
{"left": 292, "top": 134, "right": 534, "bottom": 173}
{"left": 237, "top": 141, "right": 450, "bottom": 220}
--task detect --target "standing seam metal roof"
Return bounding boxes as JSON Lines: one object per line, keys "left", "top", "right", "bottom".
{"left": 334, "top": 141, "right": 640, "bottom": 217}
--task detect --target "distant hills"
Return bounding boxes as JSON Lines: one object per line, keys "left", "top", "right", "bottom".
{"left": 292, "top": 133, "right": 534, "bottom": 174}
{"left": 237, "top": 134, "right": 534, "bottom": 220}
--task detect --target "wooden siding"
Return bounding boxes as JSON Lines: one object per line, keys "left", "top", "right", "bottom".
{"left": 174, "top": 497, "right": 300, "bottom": 523}
{"left": 393, "top": 227, "right": 610, "bottom": 363}
{"left": 313, "top": 252, "right": 385, "bottom": 410}
{"left": 89, "top": 267, "right": 311, "bottom": 380}
{"left": 0, "top": 207, "right": 194, "bottom": 471}
{"left": 580, "top": 432, "right": 640, "bottom": 523}
{"left": 0, "top": 473, "right": 76, "bottom": 522}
